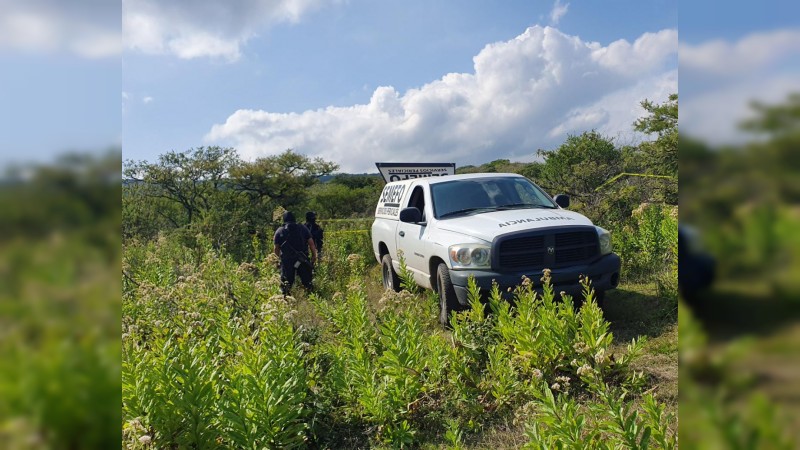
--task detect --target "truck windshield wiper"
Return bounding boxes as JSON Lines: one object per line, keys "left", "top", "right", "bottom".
{"left": 438, "top": 207, "right": 496, "bottom": 218}
{"left": 496, "top": 203, "right": 557, "bottom": 210}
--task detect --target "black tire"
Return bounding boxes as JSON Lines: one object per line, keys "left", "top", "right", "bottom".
{"left": 594, "top": 290, "right": 606, "bottom": 309}
{"left": 381, "top": 254, "right": 401, "bottom": 292}
{"left": 437, "top": 263, "right": 461, "bottom": 327}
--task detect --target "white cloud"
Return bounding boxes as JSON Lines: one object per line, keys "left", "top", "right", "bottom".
{"left": 206, "top": 25, "right": 677, "bottom": 172}
{"left": 549, "top": 0, "right": 569, "bottom": 26}
{"left": 0, "top": 0, "right": 120, "bottom": 58}
{"left": 142, "top": 96, "right": 154, "bottom": 104}
{"left": 680, "top": 29, "right": 800, "bottom": 144}
{"left": 70, "top": 30, "right": 122, "bottom": 59}
{"left": 123, "top": 0, "right": 335, "bottom": 61}
{"left": 680, "top": 29, "right": 800, "bottom": 76}
{"left": 681, "top": 76, "right": 800, "bottom": 146}
{"left": 592, "top": 29, "right": 678, "bottom": 75}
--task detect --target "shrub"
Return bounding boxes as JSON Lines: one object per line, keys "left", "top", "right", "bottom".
{"left": 615, "top": 203, "right": 677, "bottom": 285}
{"left": 122, "top": 226, "right": 676, "bottom": 448}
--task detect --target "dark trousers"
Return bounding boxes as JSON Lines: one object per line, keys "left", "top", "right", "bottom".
{"left": 280, "top": 259, "right": 313, "bottom": 294}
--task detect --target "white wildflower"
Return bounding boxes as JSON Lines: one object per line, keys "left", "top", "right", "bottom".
{"left": 573, "top": 341, "right": 589, "bottom": 354}
{"left": 594, "top": 348, "right": 606, "bottom": 364}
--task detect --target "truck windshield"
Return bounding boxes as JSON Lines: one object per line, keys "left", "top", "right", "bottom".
{"left": 431, "top": 177, "right": 558, "bottom": 219}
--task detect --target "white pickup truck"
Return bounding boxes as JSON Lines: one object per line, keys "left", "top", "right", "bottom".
{"left": 371, "top": 173, "right": 621, "bottom": 325}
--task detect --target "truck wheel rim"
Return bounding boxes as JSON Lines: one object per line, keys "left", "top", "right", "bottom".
{"left": 383, "top": 264, "right": 391, "bottom": 289}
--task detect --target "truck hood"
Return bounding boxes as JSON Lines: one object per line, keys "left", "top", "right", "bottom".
{"left": 435, "top": 208, "right": 594, "bottom": 242}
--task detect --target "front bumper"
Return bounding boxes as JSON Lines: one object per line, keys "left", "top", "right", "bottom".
{"left": 448, "top": 253, "right": 621, "bottom": 305}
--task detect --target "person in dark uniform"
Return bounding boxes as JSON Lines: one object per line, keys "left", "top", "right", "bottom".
{"left": 304, "top": 211, "right": 324, "bottom": 259}
{"left": 274, "top": 211, "right": 318, "bottom": 294}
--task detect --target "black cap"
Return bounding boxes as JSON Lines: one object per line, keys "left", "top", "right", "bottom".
{"left": 282, "top": 211, "right": 296, "bottom": 223}
{"left": 306, "top": 211, "right": 317, "bottom": 222}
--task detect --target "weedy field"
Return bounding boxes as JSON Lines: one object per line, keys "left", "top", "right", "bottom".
{"left": 122, "top": 213, "right": 678, "bottom": 449}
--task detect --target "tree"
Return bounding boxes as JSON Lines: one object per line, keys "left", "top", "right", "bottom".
{"left": 740, "top": 93, "right": 800, "bottom": 180}
{"left": 304, "top": 175, "right": 384, "bottom": 219}
{"left": 634, "top": 93, "right": 678, "bottom": 178}
{"left": 123, "top": 146, "right": 240, "bottom": 226}
{"left": 3, "top": 150, "right": 121, "bottom": 243}
{"left": 535, "top": 131, "right": 661, "bottom": 226}
{"left": 518, "top": 162, "right": 543, "bottom": 181}
{"left": 308, "top": 183, "right": 366, "bottom": 219}
{"left": 229, "top": 149, "right": 338, "bottom": 210}
{"left": 740, "top": 92, "right": 800, "bottom": 137}
{"left": 536, "top": 131, "right": 622, "bottom": 203}
{"left": 328, "top": 173, "right": 382, "bottom": 191}
{"left": 123, "top": 147, "right": 339, "bottom": 259}
{"left": 679, "top": 93, "right": 800, "bottom": 277}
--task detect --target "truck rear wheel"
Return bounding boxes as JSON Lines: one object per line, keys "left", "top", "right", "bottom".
{"left": 382, "top": 254, "right": 401, "bottom": 292}
{"left": 437, "top": 263, "right": 460, "bottom": 327}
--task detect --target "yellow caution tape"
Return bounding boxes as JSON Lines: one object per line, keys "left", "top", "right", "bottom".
{"left": 327, "top": 229, "right": 370, "bottom": 235}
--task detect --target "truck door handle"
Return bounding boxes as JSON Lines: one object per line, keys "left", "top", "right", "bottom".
{"left": 399, "top": 231, "right": 405, "bottom": 237}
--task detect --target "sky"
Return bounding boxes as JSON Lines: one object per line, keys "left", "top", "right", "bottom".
{"left": 121, "top": 0, "right": 679, "bottom": 173}
{"left": 678, "top": 0, "right": 800, "bottom": 145}
{"left": 1, "top": 1, "right": 798, "bottom": 171}
{"left": 0, "top": 0, "right": 120, "bottom": 167}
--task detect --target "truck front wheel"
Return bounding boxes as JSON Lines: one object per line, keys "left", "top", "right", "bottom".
{"left": 382, "top": 254, "right": 401, "bottom": 292}
{"left": 437, "top": 263, "right": 461, "bottom": 327}
{"left": 574, "top": 289, "right": 605, "bottom": 311}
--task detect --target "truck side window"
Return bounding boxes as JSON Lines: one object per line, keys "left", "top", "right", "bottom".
{"left": 407, "top": 186, "right": 427, "bottom": 222}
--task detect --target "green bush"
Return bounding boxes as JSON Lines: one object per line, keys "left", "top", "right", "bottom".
{"left": 1, "top": 234, "right": 121, "bottom": 450}
{"left": 614, "top": 203, "right": 677, "bottom": 286}
{"left": 678, "top": 302, "right": 795, "bottom": 449}
{"left": 122, "top": 239, "right": 310, "bottom": 448}
{"left": 122, "top": 227, "right": 675, "bottom": 448}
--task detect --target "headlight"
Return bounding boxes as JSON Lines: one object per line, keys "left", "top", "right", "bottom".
{"left": 596, "top": 226, "right": 612, "bottom": 255}
{"left": 449, "top": 244, "right": 491, "bottom": 269}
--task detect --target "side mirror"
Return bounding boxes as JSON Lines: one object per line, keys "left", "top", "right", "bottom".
{"left": 399, "top": 207, "right": 422, "bottom": 223}
{"left": 554, "top": 194, "right": 570, "bottom": 208}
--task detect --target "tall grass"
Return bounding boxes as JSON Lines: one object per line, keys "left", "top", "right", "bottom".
{"left": 614, "top": 203, "right": 678, "bottom": 297}
{"left": 122, "top": 226, "right": 676, "bottom": 448}
{"left": 2, "top": 234, "right": 120, "bottom": 449}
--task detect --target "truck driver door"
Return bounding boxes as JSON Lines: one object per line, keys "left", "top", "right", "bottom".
{"left": 396, "top": 184, "right": 433, "bottom": 287}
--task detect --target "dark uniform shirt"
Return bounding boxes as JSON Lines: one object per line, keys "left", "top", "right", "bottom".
{"left": 305, "top": 221, "right": 324, "bottom": 253}
{"left": 274, "top": 223, "right": 311, "bottom": 262}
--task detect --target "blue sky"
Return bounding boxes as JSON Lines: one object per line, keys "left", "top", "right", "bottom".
{"left": 678, "top": 0, "right": 800, "bottom": 144}
{"left": 679, "top": 0, "right": 799, "bottom": 43}
{"left": 121, "top": 0, "right": 678, "bottom": 171}
{"left": 0, "top": 0, "right": 120, "bottom": 167}
{"left": 3, "top": 1, "right": 799, "bottom": 170}
{"left": 0, "top": 53, "right": 119, "bottom": 153}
